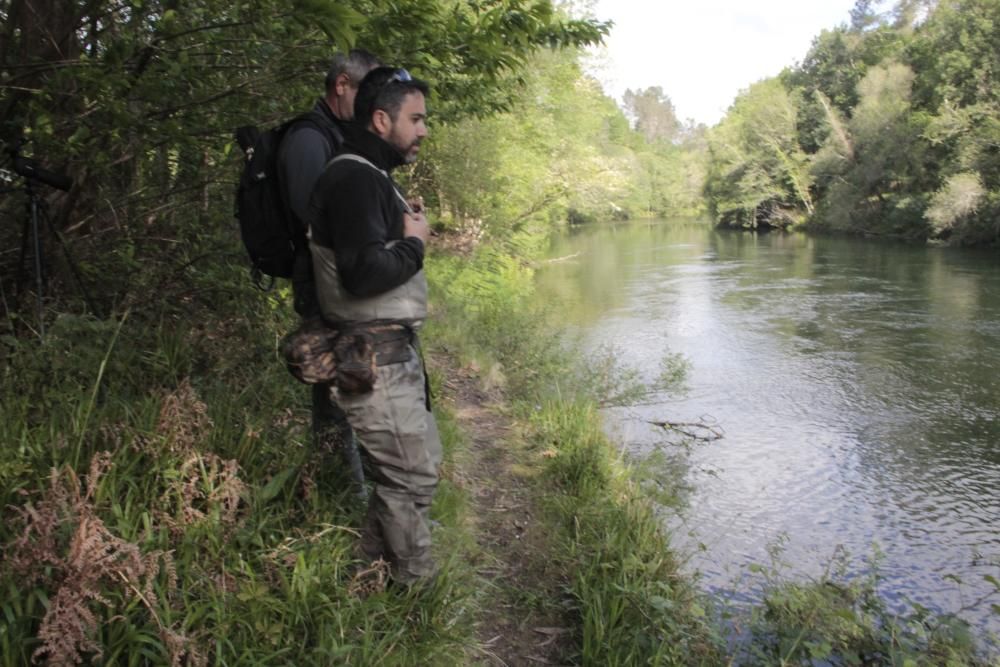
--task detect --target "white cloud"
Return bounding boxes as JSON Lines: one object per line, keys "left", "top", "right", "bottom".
{"left": 588, "top": 0, "right": 858, "bottom": 126}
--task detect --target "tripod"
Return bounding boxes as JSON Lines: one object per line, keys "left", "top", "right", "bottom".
{"left": 3, "top": 175, "right": 94, "bottom": 338}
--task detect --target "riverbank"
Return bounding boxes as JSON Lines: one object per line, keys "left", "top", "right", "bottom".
{"left": 1, "top": 231, "right": 994, "bottom": 664}
{"left": 427, "top": 338, "right": 723, "bottom": 665}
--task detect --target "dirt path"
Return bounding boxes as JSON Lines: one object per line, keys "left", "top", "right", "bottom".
{"left": 433, "top": 356, "right": 576, "bottom": 666}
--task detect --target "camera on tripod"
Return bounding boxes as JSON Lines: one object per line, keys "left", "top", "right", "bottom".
{"left": 12, "top": 153, "right": 73, "bottom": 191}
{"left": 6, "top": 139, "right": 73, "bottom": 191}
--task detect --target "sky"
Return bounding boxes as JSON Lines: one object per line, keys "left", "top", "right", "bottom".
{"left": 588, "top": 0, "right": 860, "bottom": 127}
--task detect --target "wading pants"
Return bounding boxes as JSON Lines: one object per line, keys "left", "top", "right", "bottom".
{"left": 336, "top": 342, "right": 442, "bottom": 584}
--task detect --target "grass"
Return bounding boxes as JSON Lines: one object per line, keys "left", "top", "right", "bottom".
{"left": 0, "top": 276, "right": 478, "bottom": 665}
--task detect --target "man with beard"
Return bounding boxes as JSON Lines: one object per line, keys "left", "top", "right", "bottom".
{"left": 306, "top": 67, "right": 440, "bottom": 585}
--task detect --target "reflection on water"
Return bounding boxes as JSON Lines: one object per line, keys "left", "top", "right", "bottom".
{"left": 536, "top": 221, "right": 1000, "bottom": 643}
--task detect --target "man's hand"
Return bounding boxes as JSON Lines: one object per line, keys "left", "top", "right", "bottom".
{"left": 403, "top": 211, "right": 431, "bottom": 244}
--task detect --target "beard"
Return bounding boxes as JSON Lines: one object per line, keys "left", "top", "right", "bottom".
{"left": 389, "top": 128, "right": 422, "bottom": 164}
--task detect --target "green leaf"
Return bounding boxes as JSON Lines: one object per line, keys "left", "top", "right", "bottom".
{"left": 648, "top": 595, "right": 672, "bottom": 611}
{"left": 259, "top": 467, "right": 296, "bottom": 502}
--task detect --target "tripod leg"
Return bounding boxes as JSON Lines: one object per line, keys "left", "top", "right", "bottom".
{"left": 16, "top": 210, "right": 31, "bottom": 300}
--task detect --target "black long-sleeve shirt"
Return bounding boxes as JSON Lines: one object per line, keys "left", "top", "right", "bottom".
{"left": 307, "top": 128, "right": 424, "bottom": 297}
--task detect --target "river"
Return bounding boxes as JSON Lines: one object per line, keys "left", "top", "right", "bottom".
{"left": 535, "top": 221, "right": 1000, "bottom": 646}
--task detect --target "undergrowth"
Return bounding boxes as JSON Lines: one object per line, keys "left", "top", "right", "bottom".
{"left": 0, "top": 263, "right": 476, "bottom": 665}
{"left": 738, "top": 544, "right": 994, "bottom": 666}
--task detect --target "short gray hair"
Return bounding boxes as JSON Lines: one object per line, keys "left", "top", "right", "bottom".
{"left": 325, "top": 49, "right": 381, "bottom": 94}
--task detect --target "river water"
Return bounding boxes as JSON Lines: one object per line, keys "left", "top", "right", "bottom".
{"left": 535, "top": 221, "right": 1000, "bottom": 644}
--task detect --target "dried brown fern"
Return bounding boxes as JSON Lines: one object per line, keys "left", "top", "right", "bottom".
{"left": 161, "top": 627, "right": 207, "bottom": 667}
{"left": 157, "top": 378, "right": 213, "bottom": 455}
{"left": 4, "top": 454, "right": 193, "bottom": 665}
{"left": 34, "top": 585, "right": 103, "bottom": 666}
{"left": 5, "top": 381, "right": 228, "bottom": 664}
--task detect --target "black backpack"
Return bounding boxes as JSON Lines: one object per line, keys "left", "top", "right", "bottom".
{"left": 234, "top": 111, "right": 341, "bottom": 288}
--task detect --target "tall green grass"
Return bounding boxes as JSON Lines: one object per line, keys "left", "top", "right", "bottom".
{"left": 0, "top": 270, "right": 477, "bottom": 665}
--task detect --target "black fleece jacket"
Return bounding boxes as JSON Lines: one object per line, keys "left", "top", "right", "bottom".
{"left": 306, "top": 128, "right": 425, "bottom": 297}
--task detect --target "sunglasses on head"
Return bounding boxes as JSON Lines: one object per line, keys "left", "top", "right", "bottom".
{"left": 385, "top": 68, "right": 412, "bottom": 85}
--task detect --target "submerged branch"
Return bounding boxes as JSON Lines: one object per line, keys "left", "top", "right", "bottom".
{"left": 647, "top": 419, "right": 724, "bottom": 443}
{"left": 539, "top": 252, "right": 581, "bottom": 265}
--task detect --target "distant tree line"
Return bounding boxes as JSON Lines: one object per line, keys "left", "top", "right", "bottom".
{"left": 704, "top": 0, "right": 999, "bottom": 245}
{"left": 423, "top": 54, "right": 710, "bottom": 239}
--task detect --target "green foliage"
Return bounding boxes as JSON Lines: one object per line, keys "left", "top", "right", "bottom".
{"left": 423, "top": 48, "right": 706, "bottom": 236}
{"left": 789, "top": 23, "right": 906, "bottom": 118}
{"left": 0, "top": 0, "right": 608, "bottom": 327}
{"left": 743, "top": 548, "right": 987, "bottom": 665}
{"left": 426, "top": 49, "right": 623, "bottom": 231}
{"left": 707, "top": 0, "right": 1000, "bottom": 245}
{"left": 357, "top": 0, "right": 610, "bottom": 121}
{"left": 705, "top": 78, "right": 813, "bottom": 229}
{"left": 812, "top": 60, "right": 933, "bottom": 238}
{"left": 908, "top": 0, "right": 1000, "bottom": 244}
{"left": 428, "top": 244, "right": 571, "bottom": 399}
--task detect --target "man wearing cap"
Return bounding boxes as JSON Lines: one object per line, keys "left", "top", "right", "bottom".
{"left": 306, "top": 66, "right": 439, "bottom": 585}
{"left": 278, "top": 49, "right": 380, "bottom": 499}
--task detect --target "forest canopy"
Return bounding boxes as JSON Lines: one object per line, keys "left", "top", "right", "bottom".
{"left": 0, "top": 0, "right": 612, "bottom": 316}
{"left": 2, "top": 0, "right": 716, "bottom": 326}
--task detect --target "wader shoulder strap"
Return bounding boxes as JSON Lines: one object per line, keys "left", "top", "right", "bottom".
{"left": 325, "top": 153, "right": 413, "bottom": 213}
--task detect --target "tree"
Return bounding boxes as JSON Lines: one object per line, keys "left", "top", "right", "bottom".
{"left": 908, "top": 0, "right": 1000, "bottom": 242}
{"left": 813, "top": 61, "right": 929, "bottom": 236}
{"left": 704, "top": 78, "right": 812, "bottom": 229}
{"left": 849, "top": 0, "right": 883, "bottom": 32}
{"left": 622, "top": 86, "right": 680, "bottom": 144}
{"left": 426, "top": 48, "right": 645, "bottom": 231}
{"left": 709, "top": 0, "right": 1000, "bottom": 244}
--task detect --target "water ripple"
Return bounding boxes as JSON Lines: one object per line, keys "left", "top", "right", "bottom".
{"left": 538, "top": 224, "right": 1000, "bottom": 647}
